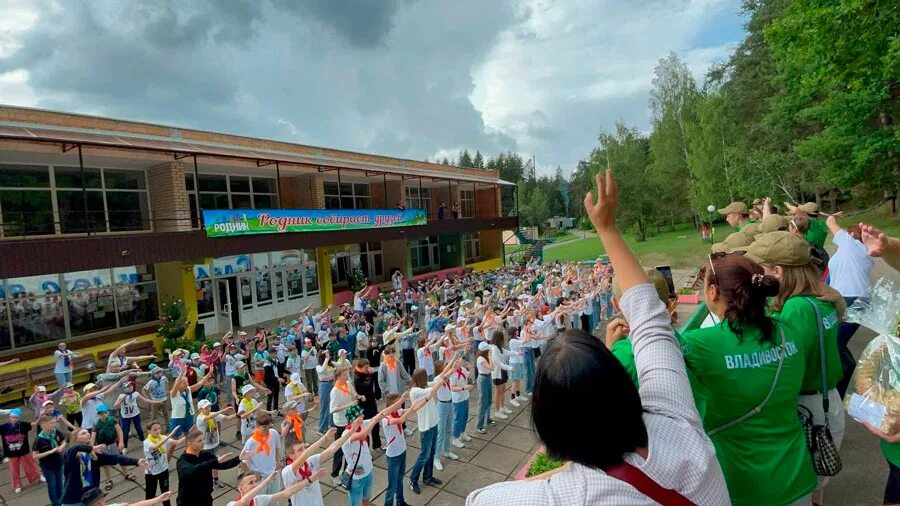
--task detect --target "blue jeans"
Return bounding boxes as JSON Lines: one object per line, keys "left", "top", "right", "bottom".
{"left": 384, "top": 452, "right": 407, "bottom": 506}
{"left": 436, "top": 401, "right": 453, "bottom": 455}
{"left": 41, "top": 465, "right": 63, "bottom": 506}
{"left": 410, "top": 426, "right": 437, "bottom": 483}
{"left": 453, "top": 400, "right": 469, "bottom": 437}
{"left": 318, "top": 380, "right": 334, "bottom": 433}
{"left": 169, "top": 414, "right": 194, "bottom": 436}
{"left": 523, "top": 347, "right": 536, "bottom": 394}
{"left": 476, "top": 375, "right": 492, "bottom": 430}
{"left": 347, "top": 472, "right": 373, "bottom": 506}
{"left": 55, "top": 371, "right": 72, "bottom": 388}
{"left": 121, "top": 414, "right": 144, "bottom": 445}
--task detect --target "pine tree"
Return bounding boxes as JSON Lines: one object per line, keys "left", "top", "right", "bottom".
{"left": 473, "top": 151, "right": 485, "bottom": 169}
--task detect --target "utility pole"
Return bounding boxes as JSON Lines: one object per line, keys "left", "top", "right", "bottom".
{"left": 531, "top": 154, "right": 536, "bottom": 181}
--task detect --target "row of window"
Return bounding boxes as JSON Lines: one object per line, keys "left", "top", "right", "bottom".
{"left": 0, "top": 265, "right": 158, "bottom": 350}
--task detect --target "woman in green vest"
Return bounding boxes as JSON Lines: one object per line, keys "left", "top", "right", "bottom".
{"left": 681, "top": 253, "right": 816, "bottom": 505}
{"left": 744, "top": 231, "right": 846, "bottom": 506}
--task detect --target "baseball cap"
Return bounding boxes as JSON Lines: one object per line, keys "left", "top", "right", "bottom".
{"left": 757, "top": 214, "right": 790, "bottom": 235}
{"left": 613, "top": 269, "right": 669, "bottom": 303}
{"left": 478, "top": 342, "right": 490, "bottom": 352}
{"left": 42, "top": 400, "right": 54, "bottom": 407}
{"left": 213, "top": 342, "right": 222, "bottom": 347}
{"left": 83, "top": 383, "right": 97, "bottom": 392}
{"left": 290, "top": 372, "right": 302, "bottom": 384}
{"left": 241, "top": 384, "right": 256, "bottom": 395}
{"left": 745, "top": 231, "right": 821, "bottom": 266}
{"left": 197, "top": 399, "right": 212, "bottom": 409}
{"left": 799, "top": 202, "right": 819, "bottom": 215}
{"left": 96, "top": 404, "right": 109, "bottom": 413}
{"left": 717, "top": 202, "right": 749, "bottom": 215}
{"left": 190, "top": 352, "right": 201, "bottom": 360}
{"left": 37, "top": 385, "right": 47, "bottom": 392}
{"left": 64, "top": 382, "right": 74, "bottom": 388}
{"left": 345, "top": 404, "right": 364, "bottom": 423}
{"left": 82, "top": 487, "right": 106, "bottom": 506}
{"left": 10, "top": 408, "right": 22, "bottom": 417}
{"left": 235, "top": 360, "right": 246, "bottom": 369}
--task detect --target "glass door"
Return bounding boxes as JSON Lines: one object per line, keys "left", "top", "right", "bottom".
{"left": 215, "top": 279, "right": 233, "bottom": 335}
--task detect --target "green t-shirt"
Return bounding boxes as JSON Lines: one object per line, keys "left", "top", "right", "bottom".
{"left": 610, "top": 338, "right": 639, "bottom": 389}
{"left": 804, "top": 218, "right": 828, "bottom": 248}
{"left": 680, "top": 318, "right": 816, "bottom": 506}
{"left": 739, "top": 220, "right": 757, "bottom": 232}
{"left": 530, "top": 276, "right": 545, "bottom": 294}
{"left": 883, "top": 441, "right": 900, "bottom": 466}
{"left": 775, "top": 296, "right": 841, "bottom": 392}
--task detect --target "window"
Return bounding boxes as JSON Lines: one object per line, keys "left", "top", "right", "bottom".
{"left": 460, "top": 190, "right": 475, "bottom": 218}
{"left": 0, "top": 165, "right": 54, "bottom": 237}
{"left": 53, "top": 167, "right": 150, "bottom": 233}
{"left": 324, "top": 182, "right": 371, "bottom": 209}
{"left": 187, "top": 174, "right": 280, "bottom": 227}
{"left": 330, "top": 242, "right": 382, "bottom": 284}
{"left": 410, "top": 236, "right": 440, "bottom": 273}
{"left": 405, "top": 186, "right": 431, "bottom": 216}
{"left": 464, "top": 233, "right": 481, "bottom": 262}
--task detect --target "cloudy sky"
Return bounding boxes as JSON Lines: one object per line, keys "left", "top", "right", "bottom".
{"left": 0, "top": 0, "right": 745, "bottom": 175}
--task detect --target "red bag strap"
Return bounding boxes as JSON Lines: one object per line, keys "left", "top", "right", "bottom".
{"left": 603, "top": 461, "right": 696, "bottom": 506}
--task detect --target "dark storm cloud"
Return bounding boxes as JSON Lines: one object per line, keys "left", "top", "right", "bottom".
{"left": 0, "top": 0, "right": 517, "bottom": 161}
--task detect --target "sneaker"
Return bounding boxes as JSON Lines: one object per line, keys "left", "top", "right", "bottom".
{"left": 2, "top": 457, "right": 8, "bottom": 463}
{"left": 519, "top": 395, "right": 529, "bottom": 403}
{"left": 433, "top": 459, "right": 444, "bottom": 471}
{"left": 332, "top": 476, "right": 342, "bottom": 487}
{"left": 461, "top": 433, "right": 473, "bottom": 442}
{"left": 488, "top": 419, "right": 497, "bottom": 426}
{"left": 476, "top": 428, "right": 487, "bottom": 434}
{"left": 404, "top": 428, "right": 413, "bottom": 436}
{"left": 443, "top": 451, "right": 459, "bottom": 460}
{"left": 501, "top": 407, "right": 513, "bottom": 415}
{"left": 40, "top": 474, "right": 46, "bottom": 483}
{"left": 409, "top": 479, "right": 421, "bottom": 495}
{"left": 14, "top": 488, "right": 21, "bottom": 494}
{"left": 494, "top": 411, "right": 508, "bottom": 419}
{"left": 424, "top": 477, "right": 443, "bottom": 486}
{"left": 523, "top": 391, "right": 532, "bottom": 397}
{"left": 510, "top": 398, "right": 521, "bottom": 407}
{"left": 451, "top": 438, "right": 465, "bottom": 448}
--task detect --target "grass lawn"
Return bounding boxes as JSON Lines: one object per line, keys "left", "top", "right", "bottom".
{"left": 540, "top": 205, "right": 899, "bottom": 268}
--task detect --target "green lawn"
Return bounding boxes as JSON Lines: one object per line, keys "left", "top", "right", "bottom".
{"left": 540, "top": 206, "right": 899, "bottom": 268}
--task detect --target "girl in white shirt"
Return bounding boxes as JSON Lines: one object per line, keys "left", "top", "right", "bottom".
{"left": 474, "top": 346, "right": 494, "bottom": 433}
{"left": 143, "top": 421, "right": 184, "bottom": 506}
{"left": 448, "top": 359, "right": 475, "bottom": 448}
{"left": 415, "top": 337, "right": 439, "bottom": 380}
{"left": 506, "top": 328, "right": 526, "bottom": 408}
{"left": 489, "top": 331, "right": 513, "bottom": 420}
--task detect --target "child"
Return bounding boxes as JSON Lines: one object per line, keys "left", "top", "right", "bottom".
{"left": 196, "top": 399, "right": 236, "bottom": 488}
{"left": 240, "top": 412, "right": 282, "bottom": 495}
{"left": 474, "top": 344, "right": 494, "bottom": 434}
{"left": 280, "top": 428, "right": 346, "bottom": 506}
{"left": 58, "top": 382, "right": 83, "bottom": 428}
{"left": 229, "top": 467, "right": 326, "bottom": 506}
{"left": 341, "top": 404, "right": 389, "bottom": 506}
{"left": 415, "top": 336, "right": 440, "bottom": 381}
{"left": 285, "top": 345, "right": 302, "bottom": 378}
{"left": 80, "top": 381, "right": 121, "bottom": 433}
{"left": 301, "top": 338, "right": 319, "bottom": 395}
{"left": 316, "top": 351, "right": 336, "bottom": 435}
{"left": 32, "top": 414, "right": 66, "bottom": 506}
{"left": 408, "top": 357, "right": 458, "bottom": 495}
{"left": 114, "top": 380, "right": 163, "bottom": 448}
{"left": 506, "top": 327, "right": 526, "bottom": 407}
{"left": 197, "top": 374, "right": 221, "bottom": 412}
{"left": 1, "top": 408, "right": 41, "bottom": 494}
{"left": 381, "top": 392, "right": 427, "bottom": 506}
{"left": 143, "top": 422, "right": 183, "bottom": 506}
{"left": 91, "top": 404, "right": 127, "bottom": 490}
{"left": 222, "top": 343, "right": 245, "bottom": 406}
{"left": 284, "top": 373, "right": 312, "bottom": 414}
{"left": 432, "top": 360, "right": 457, "bottom": 471}
{"left": 448, "top": 358, "right": 475, "bottom": 448}
{"left": 489, "top": 331, "right": 513, "bottom": 420}
{"left": 143, "top": 365, "right": 170, "bottom": 423}
{"left": 238, "top": 384, "right": 276, "bottom": 445}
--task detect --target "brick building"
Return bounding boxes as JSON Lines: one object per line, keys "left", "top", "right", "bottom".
{"left": 0, "top": 106, "right": 516, "bottom": 378}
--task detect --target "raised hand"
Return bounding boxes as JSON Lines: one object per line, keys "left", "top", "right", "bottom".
{"left": 605, "top": 318, "right": 630, "bottom": 347}
{"left": 860, "top": 223, "right": 887, "bottom": 257}
{"left": 218, "top": 452, "right": 234, "bottom": 463}
{"left": 583, "top": 169, "right": 618, "bottom": 233}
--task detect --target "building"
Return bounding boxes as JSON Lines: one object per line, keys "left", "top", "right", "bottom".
{"left": 0, "top": 106, "right": 516, "bottom": 372}
{"left": 546, "top": 216, "right": 575, "bottom": 229}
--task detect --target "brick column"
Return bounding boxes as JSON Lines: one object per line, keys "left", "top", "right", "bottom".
{"left": 280, "top": 174, "right": 325, "bottom": 209}
{"left": 385, "top": 181, "right": 404, "bottom": 209}
{"left": 147, "top": 162, "right": 191, "bottom": 232}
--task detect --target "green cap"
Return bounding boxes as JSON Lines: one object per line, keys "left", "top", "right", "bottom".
{"left": 613, "top": 269, "right": 669, "bottom": 302}
{"left": 745, "top": 231, "right": 821, "bottom": 266}
{"left": 717, "top": 202, "right": 749, "bottom": 215}
{"left": 345, "top": 404, "right": 364, "bottom": 423}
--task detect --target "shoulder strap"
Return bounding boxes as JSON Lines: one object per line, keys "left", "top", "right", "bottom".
{"left": 802, "top": 297, "right": 830, "bottom": 414}
{"left": 708, "top": 325, "right": 787, "bottom": 436}
{"left": 604, "top": 461, "right": 696, "bottom": 506}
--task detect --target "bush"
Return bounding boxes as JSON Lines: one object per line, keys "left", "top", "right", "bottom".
{"left": 677, "top": 287, "right": 697, "bottom": 295}
{"left": 526, "top": 452, "right": 565, "bottom": 477}
{"left": 348, "top": 268, "right": 368, "bottom": 292}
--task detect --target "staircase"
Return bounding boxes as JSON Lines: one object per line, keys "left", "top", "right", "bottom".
{"left": 507, "top": 226, "right": 556, "bottom": 266}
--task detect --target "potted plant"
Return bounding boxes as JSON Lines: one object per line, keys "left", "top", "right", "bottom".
{"left": 677, "top": 287, "right": 700, "bottom": 304}
{"left": 158, "top": 299, "right": 194, "bottom": 352}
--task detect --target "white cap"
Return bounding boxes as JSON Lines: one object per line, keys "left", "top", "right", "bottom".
{"left": 42, "top": 399, "right": 54, "bottom": 407}
{"left": 478, "top": 342, "right": 490, "bottom": 352}
{"left": 241, "top": 384, "right": 256, "bottom": 395}
{"left": 36, "top": 385, "right": 47, "bottom": 392}
{"left": 190, "top": 353, "right": 200, "bottom": 360}
{"left": 445, "top": 324, "right": 456, "bottom": 331}
{"left": 239, "top": 331, "right": 248, "bottom": 336}
{"left": 213, "top": 342, "right": 222, "bottom": 347}
{"left": 197, "top": 399, "right": 212, "bottom": 409}
{"left": 290, "top": 373, "right": 302, "bottom": 384}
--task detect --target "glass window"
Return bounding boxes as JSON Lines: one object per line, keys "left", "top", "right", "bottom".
{"left": 325, "top": 196, "right": 341, "bottom": 209}
{"left": 274, "top": 271, "right": 284, "bottom": 299}
{"left": 106, "top": 191, "right": 149, "bottom": 231}
{"left": 410, "top": 236, "right": 439, "bottom": 272}
{"left": 231, "top": 194, "right": 252, "bottom": 209}
{"left": 0, "top": 164, "right": 50, "bottom": 187}
{"left": 104, "top": 169, "right": 146, "bottom": 190}
{"left": 464, "top": 233, "right": 481, "bottom": 262}
{"left": 6, "top": 274, "right": 60, "bottom": 297}
{"left": 253, "top": 194, "right": 275, "bottom": 209}
{"left": 324, "top": 182, "right": 370, "bottom": 209}
{"left": 199, "top": 175, "right": 228, "bottom": 192}
{"left": 240, "top": 276, "right": 252, "bottom": 306}
{"left": 252, "top": 178, "right": 276, "bottom": 193}
{"left": 64, "top": 269, "right": 112, "bottom": 292}
{"left": 199, "top": 193, "right": 230, "bottom": 210}
{"left": 341, "top": 197, "right": 355, "bottom": 210}
{"left": 1, "top": 190, "right": 54, "bottom": 236}
{"left": 0, "top": 301, "right": 10, "bottom": 351}
{"left": 10, "top": 294, "right": 66, "bottom": 346}
{"left": 286, "top": 267, "right": 303, "bottom": 298}
{"left": 54, "top": 166, "right": 102, "bottom": 189}
{"left": 185, "top": 174, "right": 195, "bottom": 191}
{"left": 354, "top": 183, "right": 369, "bottom": 196}
{"left": 304, "top": 264, "right": 318, "bottom": 294}
{"left": 57, "top": 191, "right": 105, "bottom": 233}
{"left": 114, "top": 264, "right": 153, "bottom": 284}
{"left": 67, "top": 288, "right": 117, "bottom": 336}
{"left": 460, "top": 190, "right": 475, "bottom": 217}
{"left": 196, "top": 278, "right": 214, "bottom": 316}
{"left": 229, "top": 176, "right": 251, "bottom": 193}
{"left": 114, "top": 282, "right": 158, "bottom": 326}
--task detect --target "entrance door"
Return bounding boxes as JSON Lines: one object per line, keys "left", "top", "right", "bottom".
{"left": 215, "top": 279, "right": 234, "bottom": 335}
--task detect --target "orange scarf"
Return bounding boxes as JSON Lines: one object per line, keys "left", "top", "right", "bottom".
{"left": 423, "top": 347, "right": 432, "bottom": 359}
{"left": 334, "top": 379, "right": 350, "bottom": 396}
{"left": 384, "top": 355, "right": 397, "bottom": 372}
{"left": 443, "top": 348, "right": 452, "bottom": 360}
{"left": 251, "top": 427, "right": 271, "bottom": 455}
{"left": 286, "top": 413, "right": 304, "bottom": 442}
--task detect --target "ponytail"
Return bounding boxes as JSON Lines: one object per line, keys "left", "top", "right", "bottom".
{"left": 708, "top": 255, "right": 780, "bottom": 343}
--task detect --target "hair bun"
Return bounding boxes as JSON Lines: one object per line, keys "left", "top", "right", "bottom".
{"left": 751, "top": 273, "right": 780, "bottom": 297}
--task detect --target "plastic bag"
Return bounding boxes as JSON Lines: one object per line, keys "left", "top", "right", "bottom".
{"left": 843, "top": 278, "right": 900, "bottom": 432}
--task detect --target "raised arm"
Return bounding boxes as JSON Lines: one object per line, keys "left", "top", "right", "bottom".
{"left": 860, "top": 223, "right": 900, "bottom": 272}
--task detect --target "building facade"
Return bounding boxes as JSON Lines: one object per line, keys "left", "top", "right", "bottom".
{"left": 0, "top": 106, "right": 516, "bottom": 364}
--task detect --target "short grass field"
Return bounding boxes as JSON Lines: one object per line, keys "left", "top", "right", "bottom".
{"left": 537, "top": 206, "right": 900, "bottom": 268}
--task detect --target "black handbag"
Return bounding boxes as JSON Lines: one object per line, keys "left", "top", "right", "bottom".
{"left": 798, "top": 298, "right": 842, "bottom": 477}
{"left": 339, "top": 439, "right": 363, "bottom": 490}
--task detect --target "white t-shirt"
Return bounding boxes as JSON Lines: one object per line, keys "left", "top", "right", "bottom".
{"left": 316, "top": 364, "right": 334, "bottom": 382}
{"left": 117, "top": 392, "right": 140, "bottom": 419}
{"left": 242, "top": 428, "right": 282, "bottom": 474}
{"left": 197, "top": 413, "right": 226, "bottom": 450}
{"left": 285, "top": 355, "right": 302, "bottom": 374}
{"left": 341, "top": 435, "right": 373, "bottom": 479}
{"left": 356, "top": 330, "right": 369, "bottom": 352}
{"left": 436, "top": 378, "right": 452, "bottom": 403}
{"left": 381, "top": 413, "right": 407, "bottom": 458}
{"left": 281, "top": 454, "right": 324, "bottom": 506}
{"left": 238, "top": 398, "right": 259, "bottom": 435}
{"left": 508, "top": 338, "right": 524, "bottom": 364}
{"left": 227, "top": 495, "right": 274, "bottom": 506}
{"left": 170, "top": 390, "right": 195, "bottom": 419}
{"left": 54, "top": 350, "right": 74, "bottom": 373}
{"left": 410, "top": 384, "right": 438, "bottom": 432}
{"left": 330, "top": 383, "right": 355, "bottom": 427}
{"left": 449, "top": 368, "right": 470, "bottom": 403}
{"left": 224, "top": 353, "right": 244, "bottom": 376}
{"left": 828, "top": 229, "right": 874, "bottom": 298}
{"left": 143, "top": 438, "right": 170, "bottom": 476}
{"left": 416, "top": 346, "right": 435, "bottom": 376}
{"left": 476, "top": 356, "right": 492, "bottom": 376}
{"left": 82, "top": 397, "right": 102, "bottom": 430}
{"left": 301, "top": 349, "right": 318, "bottom": 370}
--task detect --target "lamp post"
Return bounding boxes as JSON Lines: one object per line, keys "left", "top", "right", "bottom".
{"left": 706, "top": 205, "right": 716, "bottom": 243}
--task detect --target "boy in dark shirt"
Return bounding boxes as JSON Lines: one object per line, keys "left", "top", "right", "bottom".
{"left": 1, "top": 408, "right": 40, "bottom": 493}
{"left": 32, "top": 415, "right": 66, "bottom": 506}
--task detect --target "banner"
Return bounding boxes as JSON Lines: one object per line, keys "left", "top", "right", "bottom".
{"left": 201, "top": 208, "right": 427, "bottom": 237}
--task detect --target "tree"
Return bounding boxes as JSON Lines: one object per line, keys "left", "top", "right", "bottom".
{"left": 473, "top": 150, "right": 485, "bottom": 169}
{"left": 516, "top": 179, "right": 551, "bottom": 228}
{"left": 458, "top": 150, "right": 474, "bottom": 168}
{"left": 647, "top": 52, "right": 701, "bottom": 225}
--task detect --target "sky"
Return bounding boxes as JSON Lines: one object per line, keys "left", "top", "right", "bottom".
{"left": 0, "top": 0, "right": 747, "bottom": 176}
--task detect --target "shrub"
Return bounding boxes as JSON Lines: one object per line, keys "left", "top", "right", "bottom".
{"left": 677, "top": 287, "right": 696, "bottom": 295}
{"left": 526, "top": 452, "right": 565, "bottom": 477}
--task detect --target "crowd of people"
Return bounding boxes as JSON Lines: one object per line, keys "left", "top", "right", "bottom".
{"left": 1, "top": 169, "right": 899, "bottom": 506}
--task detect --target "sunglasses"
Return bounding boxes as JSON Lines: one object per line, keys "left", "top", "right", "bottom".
{"left": 707, "top": 250, "right": 745, "bottom": 278}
